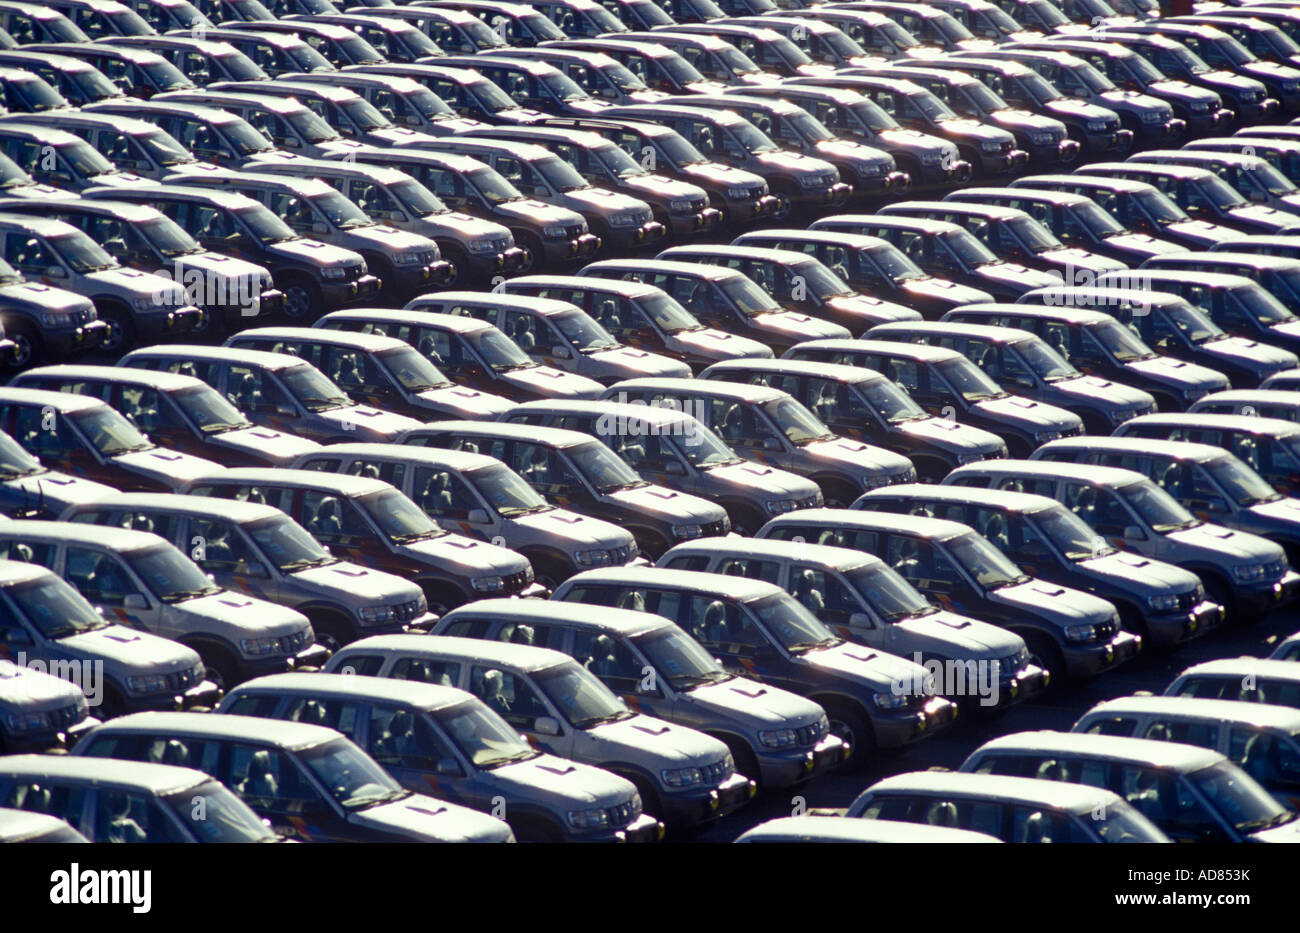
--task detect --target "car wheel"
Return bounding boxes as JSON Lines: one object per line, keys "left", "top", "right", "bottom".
{"left": 817, "top": 480, "right": 858, "bottom": 509}
{"left": 4, "top": 323, "right": 40, "bottom": 369}
{"left": 281, "top": 276, "right": 322, "bottom": 322}
{"left": 514, "top": 233, "right": 544, "bottom": 274}
{"left": 527, "top": 557, "right": 570, "bottom": 592}
{"left": 1024, "top": 632, "right": 1066, "bottom": 686}
{"left": 719, "top": 736, "right": 762, "bottom": 794}
{"left": 439, "top": 245, "right": 469, "bottom": 288}
{"left": 726, "top": 506, "right": 764, "bottom": 538}
{"left": 420, "top": 582, "right": 467, "bottom": 617}
{"left": 198, "top": 646, "right": 239, "bottom": 694}
{"left": 99, "top": 305, "right": 136, "bottom": 354}
{"left": 307, "top": 613, "right": 350, "bottom": 654}
{"left": 1202, "top": 572, "right": 1238, "bottom": 622}
{"left": 770, "top": 191, "right": 794, "bottom": 222}
{"left": 820, "top": 699, "right": 873, "bottom": 771}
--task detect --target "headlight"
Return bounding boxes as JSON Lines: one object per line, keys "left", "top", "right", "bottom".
{"left": 5, "top": 710, "right": 50, "bottom": 733}
{"left": 1031, "top": 131, "right": 1054, "bottom": 145}
{"left": 798, "top": 173, "right": 832, "bottom": 188}
{"left": 661, "top": 766, "right": 703, "bottom": 787}
{"left": 610, "top": 212, "right": 643, "bottom": 228}
{"left": 672, "top": 523, "right": 704, "bottom": 540}
{"left": 39, "top": 309, "right": 85, "bottom": 327}
{"left": 873, "top": 691, "right": 909, "bottom": 710}
{"left": 1190, "top": 101, "right": 1211, "bottom": 113}
{"left": 669, "top": 198, "right": 694, "bottom": 212}
{"left": 566, "top": 807, "right": 611, "bottom": 829}
{"left": 1064, "top": 623, "right": 1096, "bottom": 643}
{"left": 759, "top": 728, "right": 798, "bottom": 748}
{"left": 131, "top": 295, "right": 162, "bottom": 313}
{"left": 542, "top": 225, "right": 569, "bottom": 239}
{"left": 1034, "top": 430, "right": 1063, "bottom": 444}
{"left": 574, "top": 548, "right": 613, "bottom": 567}
{"left": 726, "top": 186, "right": 751, "bottom": 198}
{"left": 240, "top": 636, "right": 288, "bottom": 657}
{"left": 1233, "top": 563, "right": 1268, "bottom": 583}
{"left": 359, "top": 604, "right": 398, "bottom": 623}
{"left": 763, "top": 498, "right": 799, "bottom": 516}
{"left": 1147, "top": 593, "right": 1180, "bottom": 613}
{"left": 1139, "top": 110, "right": 1162, "bottom": 124}
{"left": 322, "top": 265, "right": 349, "bottom": 280}
{"left": 1087, "top": 119, "right": 1108, "bottom": 131}
{"left": 471, "top": 575, "right": 506, "bottom": 593}
{"left": 126, "top": 674, "right": 169, "bottom": 695}
{"left": 920, "top": 151, "right": 941, "bottom": 165}
{"left": 1284, "top": 82, "right": 1299, "bottom": 93}
{"left": 981, "top": 140, "right": 1003, "bottom": 153}
{"left": 391, "top": 249, "right": 434, "bottom": 267}
{"left": 466, "top": 238, "right": 499, "bottom": 254}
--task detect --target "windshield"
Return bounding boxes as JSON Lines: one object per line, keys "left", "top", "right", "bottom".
{"left": 1031, "top": 505, "right": 1113, "bottom": 560}
{"left": 1188, "top": 761, "right": 1295, "bottom": 833}
{"left": 845, "top": 561, "right": 932, "bottom": 621}
{"left": 639, "top": 292, "right": 701, "bottom": 333}
{"left": 712, "top": 44, "right": 762, "bottom": 76}
{"left": 726, "top": 120, "right": 779, "bottom": 155}
{"left": 1254, "top": 161, "right": 1300, "bottom": 198}
{"left": 172, "top": 385, "right": 250, "bottom": 433}
{"left": 866, "top": 242, "right": 925, "bottom": 281}
{"left": 336, "top": 95, "right": 391, "bottom": 131}
{"left": 135, "top": 217, "right": 200, "bottom": 258}
{"left": 935, "top": 356, "right": 1008, "bottom": 402}
{"left": 551, "top": 308, "right": 618, "bottom": 352}
{"left": 7, "top": 576, "right": 107, "bottom": 637}
{"left": 1007, "top": 216, "right": 1063, "bottom": 252}
{"left": 592, "top": 140, "right": 647, "bottom": 179}
{"left": 378, "top": 346, "right": 451, "bottom": 391}
{"left": 466, "top": 327, "right": 535, "bottom": 371}
{"left": 533, "top": 154, "right": 591, "bottom": 193}
{"left": 248, "top": 514, "right": 336, "bottom": 571}
{"left": 634, "top": 625, "right": 729, "bottom": 688}
{"left": 218, "top": 51, "right": 270, "bottom": 82}
{"left": 399, "top": 84, "right": 457, "bottom": 120}
{"left": 762, "top": 397, "right": 834, "bottom": 444}
{"left": 1015, "top": 338, "right": 1079, "bottom": 381}
{"left": 655, "top": 51, "right": 709, "bottom": 87}
{"left": 847, "top": 98, "right": 900, "bottom": 133}
{"left": 357, "top": 488, "right": 445, "bottom": 542}
{"left": 944, "top": 229, "right": 1000, "bottom": 266}
{"left": 1090, "top": 318, "right": 1155, "bottom": 362}
{"left": 48, "top": 232, "right": 116, "bottom": 273}
{"left": 932, "top": 12, "right": 975, "bottom": 43}
{"left": 1236, "top": 285, "right": 1297, "bottom": 327}
{"left": 534, "top": 662, "right": 631, "bottom": 728}
{"left": 1132, "top": 188, "right": 1189, "bottom": 225}
{"left": 1123, "top": 50, "right": 1165, "bottom": 84}
{"left": 675, "top": 423, "right": 740, "bottom": 467}
{"left": 70, "top": 406, "right": 152, "bottom": 456}
{"left": 13, "top": 76, "right": 67, "bottom": 112}
{"left": 142, "top": 58, "right": 194, "bottom": 91}
{"left": 537, "top": 69, "right": 591, "bottom": 104}
{"left": 907, "top": 89, "right": 958, "bottom": 122}
{"left": 857, "top": 377, "right": 928, "bottom": 423}
{"left": 303, "top": 189, "right": 371, "bottom": 229}
{"left": 1205, "top": 455, "right": 1283, "bottom": 506}
{"left": 470, "top": 463, "right": 549, "bottom": 515}
{"left": 749, "top": 592, "right": 838, "bottom": 653}
{"left": 470, "top": 77, "right": 522, "bottom": 114}
{"left": 437, "top": 700, "right": 536, "bottom": 768}
{"left": 648, "top": 128, "right": 707, "bottom": 166}
{"left": 1117, "top": 479, "right": 1198, "bottom": 532}
{"left": 283, "top": 107, "right": 340, "bottom": 144}
{"left": 963, "top": 80, "right": 1008, "bottom": 113}
{"left": 0, "top": 431, "right": 43, "bottom": 478}
{"left": 387, "top": 178, "right": 447, "bottom": 216}
{"left": 236, "top": 205, "right": 297, "bottom": 245}
{"left": 281, "top": 363, "right": 350, "bottom": 411}
{"left": 719, "top": 275, "right": 783, "bottom": 315}
{"left": 1195, "top": 174, "right": 1247, "bottom": 210}
{"left": 300, "top": 737, "right": 405, "bottom": 810}
{"left": 784, "top": 110, "right": 835, "bottom": 144}
{"left": 948, "top": 531, "right": 1028, "bottom": 588}
{"left": 127, "top": 543, "right": 218, "bottom": 603}
{"left": 284, "top": 43, "right": 334, "bottom": 74}
{"left": 1094, "top": 799, "right": 1168, "bottom": 842}
{"left": 467, "top": 166, "right": 524, "bottom": 205}
{"left": 56, "top": 141, "right": 116, "bottom": 178}
{"left": 1072, "top": 200, "right": 1126, "bottom": 236}
{"left": 164, "top": 781, "right": 278, "bottom": 842}
{"left": 68, "top": 67, "right": 122, "bottom": 102}
{"left": 221, "top": 119, "right": 276, "bottom": 156}
{"left": 1018, "top": 70, "right": 1062, "bottom": 103}
{"left": 791, "top": 260, "right": 854, "bottom": 298}
{"left": 566, "top": 441, "right": 644, "bottom": 492}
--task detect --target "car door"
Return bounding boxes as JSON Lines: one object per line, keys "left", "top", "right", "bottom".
{"left": 62, "top": 545, "right": 164, "bottom": 635}
{"left": 467, "top": 663, "right": 571, "bottom": 756}
{"left": 222, "top": 740, "right": 343, "bottom": 841}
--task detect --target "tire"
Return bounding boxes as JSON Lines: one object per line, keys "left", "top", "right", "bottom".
{"left": 621, "top": 774, "right": 664, "bottom": 825}
{"left": 1023, "top": 632, "right": 1066, "bottom": 687}
{"left": 4, "top": 322, "right": 40, "bottom": 370}
{"left": 307, "top": 611, "right": 352, "bottom": 653}
{"left": 514, "top": 232, "right": 545, "bottom": 274}
{"left": 281, "top": 275, "right": 322, "bottom": 322}
{"left": 438, "top": 244, "right": 470, "bottom": 288}
{"left": 526, "top": 555, "right": 570, "bottom": 592}
{"left": 819, "top": 698, "right": 874, "bottom": 771}
{"left": 98, "top": 685, "right": 127, "bottom": 721}
{"left": 631, "top": 530, "right": 671, "bottom": 562}
{"left": 725, "top": 505, "right": 765, "bottom": 538}
{"left": 718, "top": 735, "right": 762, "bottom": 794}
{"left": 98, "top": 303, "right": 137, "bottom": 355}
{"left": 420, "top": 582, "right": 468, "bottom": 617}
{"left": 817, "top": 479, "right": 859, "bottom": 510}
{"left": 1201, "top": 572, "right": 1238, "bottom": 623}
{"left": 770, "top": 188, "right": 795, "bottom": 222}
{"left": 196, "top": 645, "right": 239, "bottom": 694}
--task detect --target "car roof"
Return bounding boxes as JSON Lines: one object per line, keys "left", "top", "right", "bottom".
{"left": 971, "top": 730, "right": 1224, "bottom": 770}
{"left": 1015, "top": 287, "right": 1184, "bottom": 310}
{"left": 20, "top": 364, "right": 206, "bottom": 393}
{"left": 0, "top": 807, "right": 84, "bottom": 842}
{"left": 505, "top": 398, "right": 701, "bottom": 429}
{"left": 583, "top": 258, "right": 738, "bottom": 281}
{"left": 964, "top": 186, "right": 1091, "bottom": 206}
{"left": 1174, "top": 657, "right": 1300, "bottom": 681}
{"left": 604, "top": 102, "right": 750, "bottom": 126}
{"left": 321, "top": 308, "right": 492, "bottom": 335}
{"left": 91, "top": 710, "right": 340, "bottom": 749}
{"left": 1196, "top": 388, "right": 1300, "bottom": 405}
{"left": 566, "top": 565, "right": 786, "bottom": 601}
{"left": 896, "top": 200, "right": 1032, "bottom": 221}
{"left": 415, "top": 290, "right": 578, "bottom": 316}
{"left": 505, "top": 274, "right": 659, "bottom": 300}
{"left": 739, "top": 228, "right": 889, "bottom": 252}
{"left": 410, "top": 419, "right": 595, "bottom": 449}
{"left": 1091, "top": 160, "right": 1215, "bottom": 181}
{"left": 872, "top": 321, "right": 1036, "bottom": 345}
{"left": 865, "top": 770, "right": 1120, "bottom": 811}
{"left": 816, "top": 214, "right": 967, "bottom": 236}
{"left": 949, "top": 458, "right": 1144, "bottom": 486}
{"left": 232, "top": 671, "right": 471, "bottom": 711}
{"left": 662, "top": 244, "right": 815, "bottom": 265}
{"left": 1082, "top": 695, "right": 1300, "bottom": 730}
{"left": 0, "top": 557, "right": 56, "bottom": 587}
{"left": 346, "top": 633, "right": 572, "bottom": 673}
{"left": 441, "top": 597, "right": 670, "bottom": 636}
{"left": 956, "top": 302, "right": 1116, "bottom": 325}
{"left": 0, "top": 212, "right": 85, "bottom": 239}
{"left": 1168, "top": 251, "right": 1300, "bottom": 271}
{"left": 764, "top": 506, "right": 970, "bottom": 540}
{"left": 191, "top": 466, "right": 391, "bottom": 496}
{"left": 1041, "top": 435, "right": 1227, "bottom": 462}
{"left": 9, "top": 197, "right": 163, "bottom": 224}
{"left": 306, "top": 442, "right": 497, "bottom": 472}
{"left": 736, "top": 816, "right": 1002, "bottom": 843}
{"left": 254, "top": 156, "right": 409, "bottom": 187}
{"left": 704, "top": 357, "right": 885, "bottom": 385}
{"left": 432, "top": 136, "right": 556, "bottom": 163}
{"left": 232, "top": 326, "right": 409, "bottom": 354}
{"left": 1025, "top": 173, "right": 1161, "bottom": 194}
{"left": 1122, "top": 412, "right": 1300, "bottom": 437}
{"left": 792, "top": 337, "right": 962, "bottom": 363}
{"left": 614, "top": 376, "right": 786, "bottom": 403}
{"left": 67, "top": 491, "right": 284, "bottom": 523}
{"left": 0, "top": 386, "right": 104, "bottom": 412}
{"left": 1119, "top": 268, "right": 1259, "bottom": 290}
{"left": 870, "top": 482, "right": 1058, "bottom": 514}
{"left": 667, "top": 534, "right": 878, "bottom": 571}
{"left": 124, "top": 343, "right": 308, "bottom": 371}
{"left": 0, "top": 754, "right": 213, "bottom": 795}
{"left": 0, "top": 519, "right": 166, "bottom": 552}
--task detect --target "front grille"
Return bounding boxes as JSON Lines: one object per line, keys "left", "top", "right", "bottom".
{"left": 564, "top": 224, "right": 585, "bottom": 239}
{"left": 491, "top": 237, "right": 511, "bottom": 251}
{"left": 995, "top": 651, "right": 1027, "bottom": 680}
{"left": 47, "top": 704, "right": 83, "bottom": 731}
{"left": 344, "top": 263, "right": 364, "bottom": 280}
{"left": 610, "top": 543, "right": 636, "bottom": 565}
{"left": 502, "top": 569, "right": 532, "bottom": 594}
{"left": 166, "top": 666, "right": 202, "bottom": 692}
{"left": 1266, "top": 559, "right": 1289, "bottom": 579}
{"left": 393, "top": 598, "right": 424, "bottom": 622}
{"left": 795, "top": 492, "right": 824, "bottom": 509}
{"left": 606, "top": 799, "right": 640, "bottom": 828}
{"left": 999, "top": 140, "right": 1013, "bottom": 154}
{"left": 699, "top": 758, "right": 732, "bottom": 785}
{"left": 1176, "top": 586, "right": 1202, "bottom": 612}
{"left": 701, "top": 519, "right": 728, "bottom": 537}
{"left": 688, "top": 197, "right": 706, "bottom": 212}
{"left": 1094, "top": 615, "right": 1118, "bottom": 643}
{"left": 796, "top": 720, "right": 827, "bottom": 748}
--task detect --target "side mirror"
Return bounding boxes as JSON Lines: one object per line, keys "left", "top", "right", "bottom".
{"left": 0, "top": 626, "right": 32, "bottom": 646}
{"left": 274, "top": 403, "right": 297, "bottom": 417}
{"left": 1124, "top": 525, "right": 1145, "bottom": 541}
{"left": 282, "top": 137, "right": 302, "bottom": 149}
{"left": 466, "top": 508, "right": 489, "bottom": 524}
{"left": 550, "top": 344, "right": 572, "bottom": 360}
{"left": 311, "top": 222, "right": 330, "bottom": 235}
{"left": 662, "top": 460, "right": 686, "bottom": 476}
{"left": 762, "top": 436, "right": 782, "bottom": 451}
{"left": 122, "top": 593, "right": 149, "bottom": 611}
{"left": 534, "top": 716, "right": 561, "bottom": 736}
{"left": 1207, "top": 499, "right": 1229, "bottom": 514}
{"left": 435, "top": 757, "right": 461, "bottom": 776}
{"left": 44, "top": 266, "right": 67, "bottom": 279}
{"left": 849, "top": 611, "right": 875, "bottom": 629}
{"left": 244, "top": 561, "right": 270, "bottom": 579}
{"left": 387, "top": 210, "right": 408, "bottom": 223}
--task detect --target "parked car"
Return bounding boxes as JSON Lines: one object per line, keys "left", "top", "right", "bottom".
{"left": 0, "top": 659, "right": 95, "bottom": 753}
{"left": 1166, "top": 658, "right": 1300, "bottom": 712}
{"left": 0, "top": 427, "right": 114, "bottom": 520}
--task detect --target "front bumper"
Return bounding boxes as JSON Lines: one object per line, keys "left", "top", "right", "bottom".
{"left": 130, "top": 677, "right": 224, "bottom": 713}
{"left": 661, "top": 771, "right": 756, "bottom": 828}
{"left": 602, "top": 219, "right": 667, "bottom": 252}
{"left": 1239, "top": 96, "right": 1280, "bottom": 123}
{"left": 666, "top": 206, "right": 724, "bottom": 240}
{"left": 1050, "top": 138, "right": 1081, "bottom": 165}
{"left": 208, "top": 287, "right": 285, "bottom": 328}
{"left": 388, "top": 259, "right": 455, "bottom": 296}
{"left": 6, "top": 716, "right": 98, "bottom": 754}
{"left": 872, "top": 695, "right": 958, "bottom": 748}
{"left": 1063, "top": 629, "right": 1142, "bottom": 680}
{"left": 140, "top": 305, "right": 203, "bottom": 341}
{"left": 1146, "top": 598, "right": 1226, "bottom": 648}
{"left": 757, "top": 733, "right": 848, "bottom": 788}
{"left": 852, "top": 169, "right": 910, "bottom": 199}
{"left": 542, "top": 232, "right": 602, "bottom": 263}
{"left": 329, "top": 273, "right": 382, "bottom": 309}
{"left": 240, "top": 642, "right": 334, "bottom": 679}
{"left": 578, "top": 812, "right": 664, "bottom": 843}
{"left": 1238, "top": 569, "right": 1300, "bottom": 618}
{"left": 51, "top": 319, "right": 110, "bottom": 357}
{"left": 984, "top": 662, "right": 1050, "bottom": 711}
{"left": 464, "top": 245, "right": 527, "bottom": 280}
{"left": 1184, "top": 107, "right": 1234, "bottom": 133}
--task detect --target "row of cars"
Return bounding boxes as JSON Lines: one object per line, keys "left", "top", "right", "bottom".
{"left": 2, "top": 0, "right": 1300, "bottom": 843}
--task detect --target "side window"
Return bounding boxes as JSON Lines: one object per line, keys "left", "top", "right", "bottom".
{"left": 4, "top": 233, "right": 59, "bottom": 278}
{"left": 0, "top": 538, "right": 56, "bottom": 568}
{"left": 684, "top": 595, "right": 763, "bottom": 655}
{"left": 1229, "top": 727, "right": 1300, "bottom": 785}
{"left": 410, "top": 467, "right": 478, "bottom": 519}
{"left": 391, "top": 656, "right": 460, "bottom": 686}
{"left": 790, "top": 564, "right": 859, "bottom": 620}
{"left": 572, "top": 629, "right": 642, "bottom": 690}
{"left": 886, "top": 535, "right": 961, "bottom": 593}
{"left": 64, "top": 548, "right": 142, "bottom": 607}
{"left": 184, "top": 518, "right": 259, "bottom": 574}
{"left": 369, "top": 704, "right": 453, "bottom": 770}
{"left": 8, "top": 404, "right": 73, "bottom": 461}
{"left": 225, "top": 744, "right": 319, "bottom": 812}
{"left": 346, "top": 457, "right": 403, "bottom": 487}
{"left": 513, "top": 443, "right": 580, "bottom": 495}
{"left": 1082, "top": 716, "right": 1138, "bottom": 737}
{"left": 221, "top": 693, "right": 281, "bottom": 719}
{"left": 4, "top": 782, "right": 87, "bottom": 833}
{"left": 90, "top": 789, "right": 188, "bottom": 844}
{"left": 1063, "top": 482, "right": 1130, "bottom": 536}
{"left": 715, "top": 556, "right": 782, "bottom": 585}
{"left": 227, "top": 365, "right": 293, "bottom": 415}
{"left": 501, "top": 308, "right": 544, "bottom": 354}
{"left": 283, "top": 696, "right": 360, "bottom": 734}
{"left": 1144, "top": 718, "right": 1218, "bottom": 749}
{"left": 608, "top": 429, "right": 677, "bottom": 473}
{"left": 323, "top": 347, "right": 384, "bottom": 394}
{"left": 268, "top": 191, "right": 317, "bottom": 234}
{"left": 334, "top": 654, "right": 385, "bottom": 677}
{"left": 469, "top": 666, "right": 550, "bottom": 731}
{"left": 300, "top": 491, "right": 370, "bottom": 544}
{"left": 497, "top": 621, "right": 560, "bottom": 650}
{"left": 1009, "top": 805, "right": 1074, "bottom": 844}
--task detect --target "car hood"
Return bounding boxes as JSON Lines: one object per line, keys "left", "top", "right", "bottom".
{"left": 993, "top": 109, "right": 1062, "bottom": 132}
{"left": 620, "top": 174, "right": 704, "bottom": 201}
{"left": 0, "top": 280, "right": 95, "bottom": 313}
{"left": 1053, "top": 374, "right": 1153, "bottom": 408}
{"left": 896, "top": 416, "right": 1005, "bottom": 454}
{"left": 211, "top": 425, "right": 321, "bottom": 465}
{"left": 429, "top": 211, "right": 512, "bottom": 240}
{"left": 972, "top": 394, "right": 1081, "bottom": 431}
{"left": 606, "top": 483, "right": 725, "bottom": 523}
{"left": 671, "top": 327, "right": 773, "bottom": 360}
{"left": 803, "top": 436, "right": 913, "bottom": 474}
{"left": 1228, "top": 203, "right": 1300, "bottom": 233}
{"left": 415, "top": 385, "right": 513, "bottom": 419}
{"left": 292, "top": 560, "right": 423, "bottom": 604}
{"left": 582, "top": 346, "right": 692, "bottom": 380}
{"left": 753, "top": 150, "right": 836, "bottom": 176}
{"left": 174, "top": 591, "right": 307, "bottom": 637}
{"left": 85, "top": 266, "right": 186, "bottom": 301}
{"left": 348, "top": 795, "right": 512, "bottom": 842}
{"left": 751, "top": 310, "right": 851, "bottom": 342}
{"left": 0, "top": 665, "right": 85, "bottom": 710}
{"left": 319, "top": 405, "right": 422, "bottom": 440}
{"left": 1248, "top": 815, "right": 1300, "bottom": 843}
{"left": 685, "top": 675, "right": 825, "bottom": 730}
{"left": 903, "top": 609, "right": 1025, "bottom": 658}
{"left": 493, "top": 752, "right": 633, "bottom": 807}
{"left": 502, "top": 365, "right": 603, "bottom": 399}
{"left": 1165, "top": 219, "right": 1238, "bottom": 245}
{"left": 991, "top": 577, "right": 1115, "bottom": 624}
{"left": 1045, "top": 98, "right": 1115, "bottom": 120}
{"left": 345, "top": 223, "right": 436, "bottom": 253}
{"left": 509, "top": 508, "right": 633, "bottom": 549}
{"left": 802, "top": 641, "right": 930, "bottom": 694}
{"left": 977, "top": 261, "right": 1064, "bottom": 291}
{"left": 936, "top": 118, "right": 1013, "bottom": 144}
{"left": 1078, "top": 549, "right": 1200, "bottom": 595}
{"left": 562, "top": 186, "right": 649, "bottom": 214}
{"left": 1104, "top": 231, "right": 1188, "bottom": 258}
{"left": 1125, "top": 355, "right": 1228, "bottom": 391}
{"left": 588, "top": 713, "right": 724, "bottom": 767}
{"left": 269, "top": 237, "right": 362, "bottom": 268}
{"left": 493, "top": 199, "right": 585, "bottom": 227}
{"left": 1148, "top": 80, "right": 1219, "bottom": 105}
{"left": 704, "top": 460, "right": 819, "bottom": 498}
{"left": 1249, "top": 495, "right": 1300, "bottom": 528}
{"left": 401, "top": 532, "right": 529, "bottom": 576}
{"left": 681, "top": 162, "right": 765, "bottom": 188}
{"left": 877, "top": 128, "right": 951, "bottom": 152}
{"left": 901, "top": 278, "right": 994, "bottom": 307}
{"left": 825, "top": 293, "right": 921, "bottom": 325}
{"left": 815, "top": 138, "right": 894, "bottom": 169}
{"left": 1167, "top": 521, "right": 1282, "bottom": 562}
{"left": 58, "top": 625, "right": 199, "bottom": 672}
{"left": 113, "top": 448, "right": 222, "bottom": 487}
{"left": 170, "top": 250, "right": 268, "bottom": 283}
{"left": 1039, "top": 247, "right": 1128, "bottom": 274}
{"left": 0, "top": 470, "right": 115, "bottom": 513}
{"left": 1204, "top": 335, "right": 1298, "bottom": 373}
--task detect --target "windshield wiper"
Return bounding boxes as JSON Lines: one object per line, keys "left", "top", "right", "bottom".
{"left": 481, "top": 749, "right": 539, "bottom": 768}
{"left": 280, "top": 556, "right": 336, "bottom": 571}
